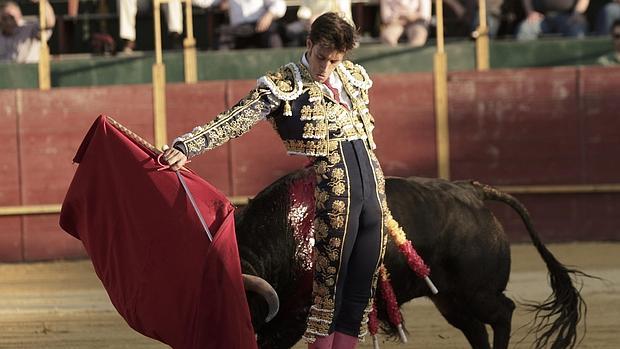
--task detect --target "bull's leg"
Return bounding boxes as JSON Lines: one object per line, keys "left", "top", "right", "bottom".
{"left": 431, "top": 295, "right": 491, "bottom": 349}
{"left": 468, "top": 293, "right": 515, "bottom": 349}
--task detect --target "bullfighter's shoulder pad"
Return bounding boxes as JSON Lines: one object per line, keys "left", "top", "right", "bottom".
{"left": 339, "top": 60, "right": 373, "bottom": 90}
{"left": 257, "top": 63, "right": 304, "bottom": 101}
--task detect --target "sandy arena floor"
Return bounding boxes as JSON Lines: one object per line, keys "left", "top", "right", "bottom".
{"left": 0, "top": 242, "right": 618, "bottom": 349}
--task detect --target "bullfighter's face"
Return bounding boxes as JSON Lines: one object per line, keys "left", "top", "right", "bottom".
{"left": 305, "top": 39, "right": 346, "bottom": 83}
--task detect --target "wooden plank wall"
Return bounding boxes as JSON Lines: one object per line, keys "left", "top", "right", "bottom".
{"left": 0, "top": 66, "right": 618, "bottom": 261}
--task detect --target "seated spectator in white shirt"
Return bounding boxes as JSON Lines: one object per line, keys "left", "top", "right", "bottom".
{"left": 380, "top": 0, "right": 431, "bottom": 47}
{"left": 118, "top": 0, "right": 183, "bottom": 53}
{"left": 0, "top": 0, "right": 55, "bottom": 63}
{"left": 285, "top": 0, "right": 352, "bottom": 47}
{"left": 194, "top": 0, "right": 286, "bottom": 49}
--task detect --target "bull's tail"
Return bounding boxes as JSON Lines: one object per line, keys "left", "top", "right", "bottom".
{"left": 471, "top": 181, "right": 588, "bottom": 349}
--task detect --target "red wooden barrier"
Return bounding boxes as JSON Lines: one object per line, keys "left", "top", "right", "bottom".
{"left": 0, "top": 66, "right": 618, "bottom": 261}
{"left": 0, "top": 90, "right": 21, "bottom": 261}
{"left": 371, "top": 74, "right": 437, "bottom": 178}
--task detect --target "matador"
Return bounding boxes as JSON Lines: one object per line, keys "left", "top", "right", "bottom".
{"left": 164, "top": 12, "right": 402, "bottom": 349}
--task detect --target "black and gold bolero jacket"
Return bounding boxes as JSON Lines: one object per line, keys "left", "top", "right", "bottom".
{"left": 173, "top": 60, "right": 376, "bottom": 158}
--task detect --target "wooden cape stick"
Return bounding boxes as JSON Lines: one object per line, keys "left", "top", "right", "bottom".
{"left": 107, "top": 116, "right": 161, "bottom": 154}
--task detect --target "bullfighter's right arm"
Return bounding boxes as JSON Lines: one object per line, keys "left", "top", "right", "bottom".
{"left": 172, "top": 88, "right": 282, "bottom": 158}
{"left": 172, "top": 63, "right": 302, "bottom": 158}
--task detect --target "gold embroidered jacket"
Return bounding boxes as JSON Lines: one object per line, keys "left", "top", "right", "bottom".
{"left": 173, "top": 60, "right": 376, "bottom": 158}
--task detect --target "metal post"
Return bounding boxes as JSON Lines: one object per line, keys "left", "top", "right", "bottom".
{"left": 38, "top": 0, "right": 51, "bottom": 90}
{"left": 475, "top": 0, "right": 490, "bottom": 71}
{"left": 183, "top": 0, "right": 197, "bottom": 83}
{"left": 433, "top": 0, "right": 450, "bottom": 180}
{"left": 152, "top": 0, "right": 167, "bottom": 148}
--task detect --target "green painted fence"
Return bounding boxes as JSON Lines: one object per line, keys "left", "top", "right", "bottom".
{"left": 0, "top": 37, "right": 612, "bottom": 89}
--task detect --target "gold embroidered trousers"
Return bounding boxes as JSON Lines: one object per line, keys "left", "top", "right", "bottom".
{"left": 304, "top": 139, "right": 389, "bottom": 342}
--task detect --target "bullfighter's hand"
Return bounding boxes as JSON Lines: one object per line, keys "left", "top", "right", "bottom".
{"left": 162, "top": 146, "right": 188, "bottom": 171}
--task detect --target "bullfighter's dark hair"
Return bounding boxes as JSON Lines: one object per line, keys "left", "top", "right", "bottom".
{"left": 309, "top": 12, "right": 358, "bottom": 52}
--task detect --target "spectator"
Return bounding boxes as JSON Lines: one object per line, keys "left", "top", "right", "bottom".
{"left": 380, "top": 0, "right": 432, "bottom": 47}
{"left": 597, "top": 19, "right": 620, "bottom": 65}
{"left": 595, "top": 0, "right": 620, "bottom": 34}
{"left": 516, "top": 0, "right": 589, "bottom": 40}
{"left": 467, "top": 0, "right": 503, "bottom": 38}
{"left": 0, "top": 0, "right": 54, "bottom": 63}
{"left": 297, "top": 0, "right": 352, "bottom": 24}
{"left": 119, "top": 0, "right": 183, "bottom": 53}
{"left": 194, "top": 0, "right": 286, "bottom": 49}
{"left": 285, "top": 0, "right": 352, "bottom": 47}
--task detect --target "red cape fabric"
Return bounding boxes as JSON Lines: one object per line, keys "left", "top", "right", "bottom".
{"left": 59, "top": 115, "right": 257, "bottom": 349}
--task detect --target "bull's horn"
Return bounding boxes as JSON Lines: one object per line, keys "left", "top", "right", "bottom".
{"left": 242, "top": 274, "right": 280, "bottom": 322}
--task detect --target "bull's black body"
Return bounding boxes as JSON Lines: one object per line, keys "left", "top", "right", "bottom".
{"left": 236, "top": 168, "right": 585, "bottom": 349}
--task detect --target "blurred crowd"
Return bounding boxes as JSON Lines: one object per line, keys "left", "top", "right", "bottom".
{"left": 1, "top": 0, "right": 620, "bottom": 64}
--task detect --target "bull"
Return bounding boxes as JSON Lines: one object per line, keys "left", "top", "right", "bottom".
{"left": 235, "top": 168, "right": 586, "bottom": 349}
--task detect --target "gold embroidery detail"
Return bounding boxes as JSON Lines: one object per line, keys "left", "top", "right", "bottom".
{"left": 329, "top": 215, "right": 345, "bottom": 229}
{"left": 331, "top": 168, "right": 345, "bottom": 180}
{"left": 325, "top": 102, "right": 342, "bottom": 122}
{"left": 185, "top": 137, "right": 206, "bottom": 155}
{"left": 277, "top": 79, "right": 292, "bottom": 92}
{"left": 301, "top": 105, "right": 313, "bottom": 120}
{"left": 308, "top": 84, "right": 323, "bottom": 102}
{"left": 304, "top": 307, "right": 333, "bottom": 341}
{"left": 303, "top": 123, "right": 316, "bottom": 138}
{"left": 314, "top": 218, "right": 329, "bottom": 240}
{"left": 257, "top": 63, "right": 303, "bottom": 101}
{"left": 331, "top": 182, "right": 346, "bottom": 196}
{"left": 317, "top": 286, "right": 328, "bottom": 296}
{"left": 375, "top": 168, "right": 386, "bottom": 193}
{"left": 313, "top": 104, "right": 326, "bottom": 118}
{"left": 175, "top": 89, "right": 273, "bottom": 157}
{"left": 315, "top": 161, "right": 328, "bottom": 175}
{"left": 300, "top": 103, "right": 327, "bottom": 121}
{"left": 316, "top": 254, "right": 329, "bottom": 268}
{"left": 303, "top": 121, "right": 327, "bottom": 139}
{"left": 314, "top": 188, "right": 329, "bottom": 211}
{"left": 283, "top": 139, "right": 339, "bottom": 156}
{"left": 336, "top": 62, "right": 377, "bottom": 150}
{"left": 312, "top": 295, "right": 333, "bottom": 307}
{"left": 331, "top": 200, "right": 346, "bottom": 213}
{"left": 340, "top": 60, "right": 373, "bottom": 90}
{"left": 328, "top": 151, "right": 341, "bottom": 165}
{"left": 327, "top": 250, "right": 339, "bottom": 261}
{"left": 329, "top": 238, "right": 341, "bottom": 248}
{"left": 284, "top": 101, "right": 292, "bottom": 116}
